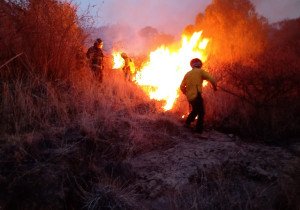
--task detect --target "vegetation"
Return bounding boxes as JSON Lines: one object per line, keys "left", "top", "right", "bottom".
{"left": 185, "top": 0, "right": 300, "bottom": 141}
{"left": 0, "top": 0, "right": 299, "bottom": 209}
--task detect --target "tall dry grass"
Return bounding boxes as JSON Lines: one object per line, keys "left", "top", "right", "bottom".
{"left": 0, "top": 0, "right": 299, "bottom": 208}
{"left": 204, "top": 36, "right": 300, "bottom": 141}
{"left": 2, "top": 0, "right": 298, "bottom": 143}
{"left": 0, "top": 0, "right": 167, "bottom": 139}
{"left": 0, "top": 1, "right": 180, "bottom": 208}
{"left": 167, "top": 163, "right": 300, "bottom": 210}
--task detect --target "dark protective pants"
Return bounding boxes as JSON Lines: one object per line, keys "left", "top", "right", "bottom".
{"left": 123, "top": 66, "right": 131, "bottom": 81}
{"left": 92, "top": 65, "right": 103, "bottom": 82}
{"left": 186, "top": 94, "right": 205, "bottom": 132}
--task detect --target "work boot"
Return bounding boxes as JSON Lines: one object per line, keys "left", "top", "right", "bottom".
{"left": 195, "top": 123, "right": 203, "bottom": 134}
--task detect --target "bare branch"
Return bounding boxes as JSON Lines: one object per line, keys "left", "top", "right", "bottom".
{"left": 0, "top": 52, "right": 23, "bottom": 70}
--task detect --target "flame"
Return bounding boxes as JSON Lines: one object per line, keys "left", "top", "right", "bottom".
{"left": 135, "top": 31, "right": 210, "bottom": 110}
{"left": 112, "top": 51, "right": 124, "bottom": 69}
{"left": 111, "top": 31, "right": 210, "bottom": 111}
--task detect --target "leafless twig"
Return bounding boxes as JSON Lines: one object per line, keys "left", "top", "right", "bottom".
{"left": 0, "top": 52, "right": 23, "bottom": 70}
{"left": 217, "top": 85, "right": 254, "bottom": 106}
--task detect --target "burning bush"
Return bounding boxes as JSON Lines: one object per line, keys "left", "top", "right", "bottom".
{"left": 203, "top": 16, "right": 300, "bottom": 141}
{"left": 0, "top": 0, "right": 299, "bottom": 208}
{"left": 169, "top": 0, "right": 300, "bottom": 141}
{"left": 184, "top": 0, "right": 268, "bottom": 64}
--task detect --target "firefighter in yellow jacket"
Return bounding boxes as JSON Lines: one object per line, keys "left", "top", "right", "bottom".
{"left": 180, "top": 58, "right": 217, "bottom": 133}
{"left": 121, "top": 52, "right": 135, "bottom": 81}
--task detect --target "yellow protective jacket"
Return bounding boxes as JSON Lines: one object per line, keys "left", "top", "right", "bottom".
{"left": 123, "top": 57, "right": 135, "bottom": 74}
{"left": 180, "top": 67, "right": 216, "bottom": 102}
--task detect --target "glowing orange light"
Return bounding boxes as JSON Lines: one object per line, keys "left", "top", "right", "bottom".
{"left": 112, "top": 31, "right": 210, "bottom": 111}
{"left": 135, "top": 31, "right": 210, "bottom": 110}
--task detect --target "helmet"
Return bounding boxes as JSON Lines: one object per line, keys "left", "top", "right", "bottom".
{"left": 121, "top": 52, "right": 128, "bottom": 58}
{"left": 190, "top": 58, "right": 202, "bottom": 68}
{"left": 94, "top": 38, "right": 103, "bottom": 46}
{"left": 96, "top": 38, "right": 103, "bottom": 44}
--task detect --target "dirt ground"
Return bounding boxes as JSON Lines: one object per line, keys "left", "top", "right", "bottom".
{"left": 126, "top": 129, "right": 300, "bottom": 209}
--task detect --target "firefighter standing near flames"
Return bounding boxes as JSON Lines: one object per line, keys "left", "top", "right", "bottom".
{"left": 86, "top": 38, "right": 104, "bottom": 82}
{"left": 180, "top": 58, "right": 217, "bottom": 133}
{"left": 121, "top": 52, "right": 135, "bottom": 81}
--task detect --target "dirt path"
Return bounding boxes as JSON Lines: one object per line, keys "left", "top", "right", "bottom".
{"left": 126, "top": 130, "right": 299, "bottom": 209}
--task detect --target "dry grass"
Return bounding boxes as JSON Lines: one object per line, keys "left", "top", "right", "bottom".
{"left": 0, "top": 0, "right": 299, "bottom": 209}
{"left": 83, "top": 182, "right": 140, "bottom": 210}
{"left": 182, "top": 0, "right": 300, "bottom": 142}
{"left": 203, "top": 53, "right": 300, "bottom": 141}
{"left": 167, "top": 163, "right": 300, "bottom": 210}
{"left": 0, "top": 1, "right": 164, "bottom": 208}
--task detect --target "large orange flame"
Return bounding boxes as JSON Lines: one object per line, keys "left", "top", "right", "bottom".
{"left": 113, "top": 31, "right": 210, "bottom": 111}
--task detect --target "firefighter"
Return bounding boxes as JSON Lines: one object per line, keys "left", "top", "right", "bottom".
{"left": 86, "top": 38, "right": 104, "bottom": 82}
{"left": 121, "top": 52, "right": 135, "bottom": 81}
{"left": 180, "top": 58, "right": 217, "bottom": 133}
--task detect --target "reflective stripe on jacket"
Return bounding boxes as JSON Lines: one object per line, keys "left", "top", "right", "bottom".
{"left": 180, "top": 67, "right": 216, "bottom": 102}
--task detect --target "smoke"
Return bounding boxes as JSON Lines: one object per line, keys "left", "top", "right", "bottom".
{"left": 93, "top": 24, "right": 174, "bottom": 56}
{"left": 91, "top": 0, "right": 210, "bottom": 56}
{"left": 94, "top": 0, "right": 300, "bottom": 33}
{"left": 86, "top": 0, "right": 300, "bottom": 57}
{"left": 99, "top": 0, "right": 210, "bottom": 35}
{"left": 251, "top": 0, "right": 300, "bottom": 23}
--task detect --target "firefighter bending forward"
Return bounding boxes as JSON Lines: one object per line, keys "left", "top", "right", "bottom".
{"left": 86, "top": 38, "right": 104, "bottom": 82}
{"left": 121, "top": 52, "right": 135, "bottom": 81}
{"left": 180, "top": 58, "right": 217, "bottom": 133}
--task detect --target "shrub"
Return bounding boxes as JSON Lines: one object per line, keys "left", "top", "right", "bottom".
{"left": 205, "top": 50, "right": 299, "bottom": 141}
{"left": 0, "top": 0, "right": 86, "bottom": 80}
